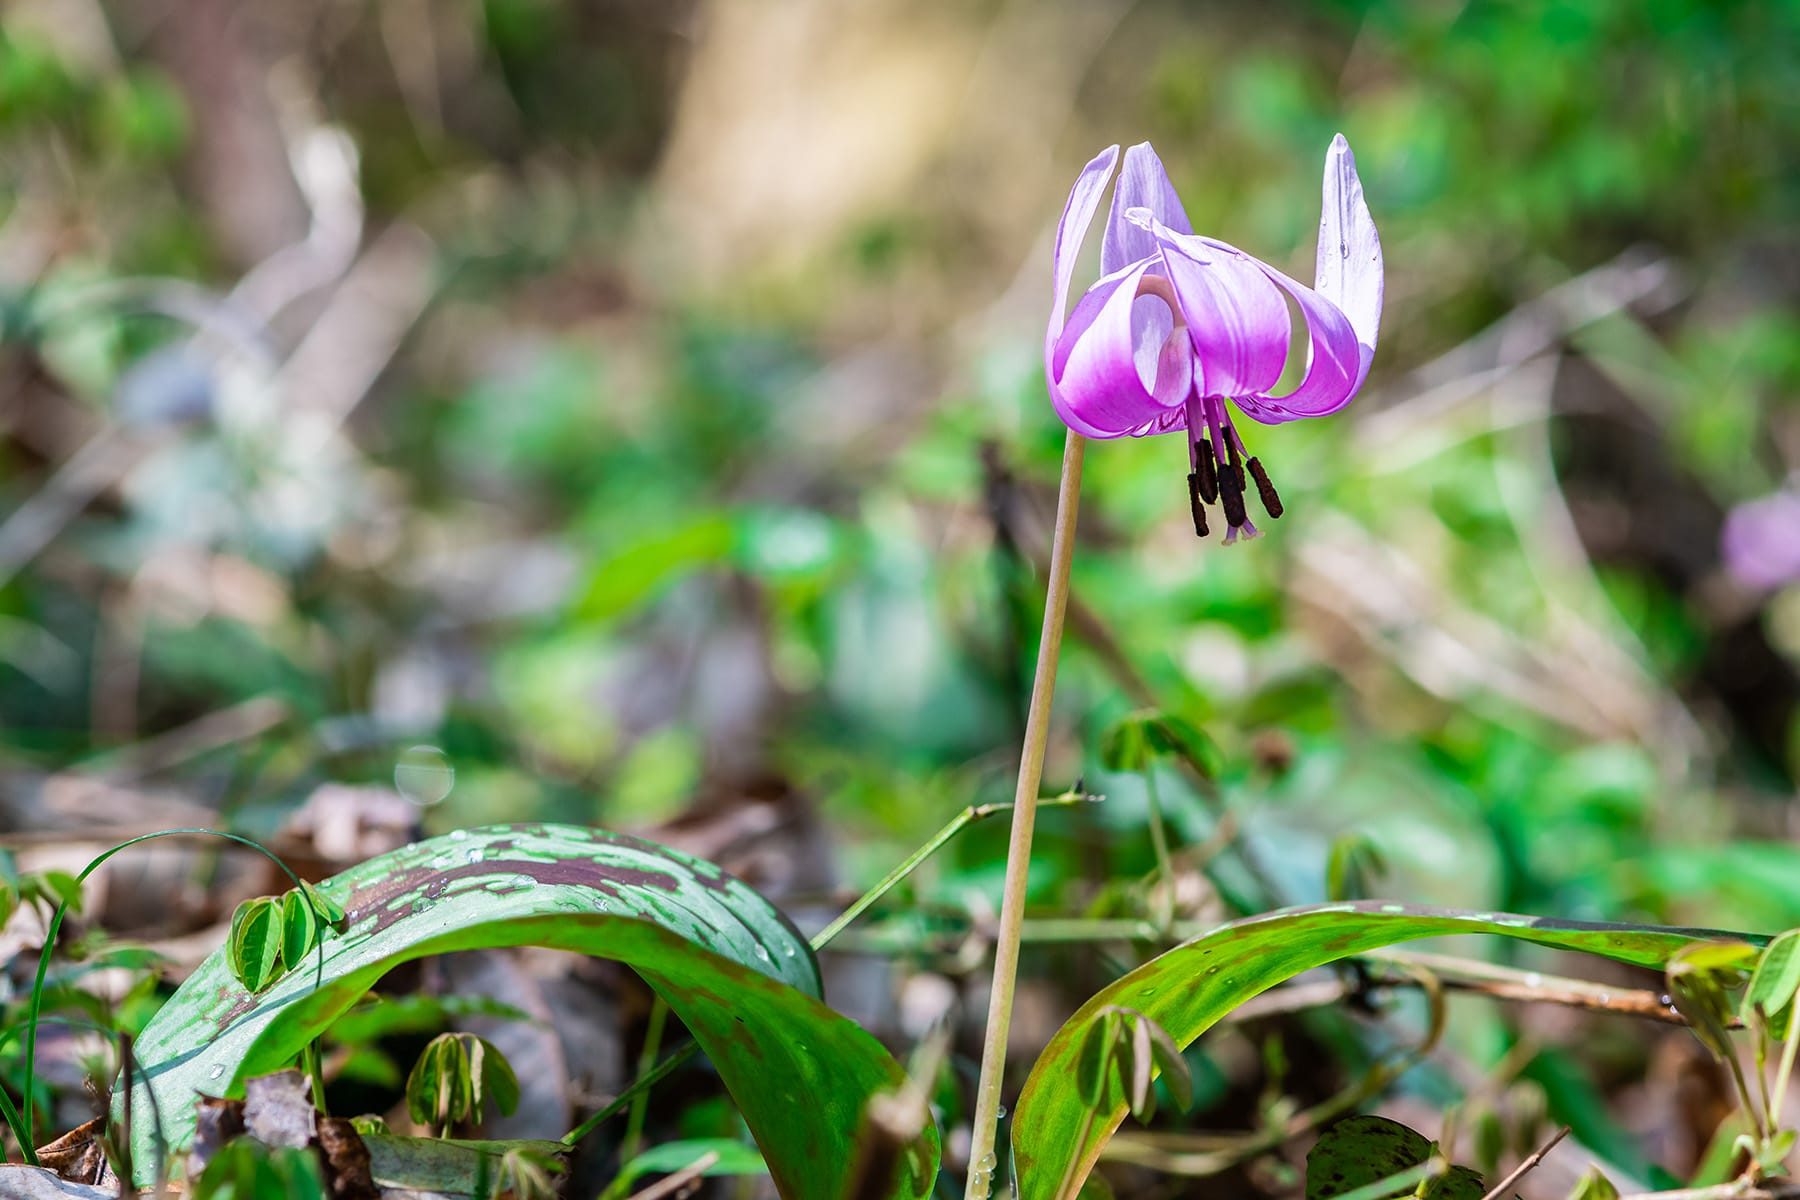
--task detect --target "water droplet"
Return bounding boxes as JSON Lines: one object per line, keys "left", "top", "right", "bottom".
{"left": 448, "top": 828, "right": 469, "bottom": 842}
{"left": 509, "top": 874, "right": 535, "bottom": 889}
{"left": 208, "top": 1064, "right": 226, "bottom": 1080}
{"left": 1524, "top": 972, "right": 1542, "bottom": 988}
{"left": 1598, "top": 992, "right": 1611, "bottom": 1005}
{"left": 782, "top": 945, "right": 796, "bottom": 958}
{"left": 1339, "top": 241, "right": 1350, "bottom": 260}
{"left": 996, "top": 1105, "right": 1007, "bottom": 1119}
{"left": 431, "top": 854, "right": 454, "bottom": 870}
{"left": 465, "top": 848, "right": 483, "bottom": 864}
{"left": 1138, "top": 988, "right": 1156, "bottom": 998}
{"left": 395, "top": 745, "right": 455, "bottom": 807}
{"left": 754, "top": 944, "right": 772, "bottom": 963}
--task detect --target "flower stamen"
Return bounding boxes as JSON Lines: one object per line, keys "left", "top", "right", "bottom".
{"left": 1220, "top": 431, "right": 1250, "bottom": 530}
{"left": 1186, "top": 472, "right": 1210, "bottom": 536}
{"left": 1193, "top": 436, "right": 1218, "bottom": 504}
{"left": 1247, "top": 457, "right": 1283, "bottom": 519}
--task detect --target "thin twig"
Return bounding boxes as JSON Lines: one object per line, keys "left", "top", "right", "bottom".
{"left": 1618, "top": 1184, "right": 1800, "bottom": 1200}
{"left": 623, "top": 1150, "right": 719, "bottom": 1200}
{"left": 1478, "top": 1124, "right": 1569, "bottom": 1200}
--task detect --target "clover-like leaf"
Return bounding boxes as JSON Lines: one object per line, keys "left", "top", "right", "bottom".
{"left": 280, "top": 890, "right": 319, "bottom": 969}
{"left": 228, "top": 897, "right": 284, "bottom": 993}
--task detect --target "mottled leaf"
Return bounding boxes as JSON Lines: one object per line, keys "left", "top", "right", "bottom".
{"left": 1304, "top": 1116, "right": 1483, "bottom": 1200}
{"left": 1011, "top": 902, "right": 1756, "bottom": 1198}
{"left": 120, "top": 823, "right": 936, "bottom": 1200}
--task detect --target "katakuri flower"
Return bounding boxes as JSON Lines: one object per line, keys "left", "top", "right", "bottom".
{"left": 1046, "top": 135, "right": 1383, "bottom": 541}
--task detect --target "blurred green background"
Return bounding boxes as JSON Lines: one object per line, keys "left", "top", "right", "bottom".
{"left": 1, "top": 0, "right": 1798, "bottom": 1189}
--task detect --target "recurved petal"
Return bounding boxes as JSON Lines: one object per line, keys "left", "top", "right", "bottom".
{"left": 1143, "top": 220, "right": 1290, "bottom": 401}
{"left": 1049, "top": 145, "right": 1122, "bottom": 349}
{"left": 1102, "top": 143, "right": 1195, "bottom": 276}
{"left": 1049, "top": 261, "right": 1192, "bottom": 438}
{"left": 1314, "top": 134, "right": 1383, "bottom": 387}
{"left": 1233, "top": 262, "right": 1361, "bottom": 423}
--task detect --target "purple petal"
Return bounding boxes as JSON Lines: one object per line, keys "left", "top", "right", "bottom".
{"left": 1233, "top": 262, "right": 1360, "bottom": 423}
{"left": 1314, "top": 134, "right": 1383, "bottom": 388}
{"left": 1722, "top": 489, "right": 1800, "bottom": 590}
{"left": 1048, "top": 145, "right": 1121, "bottom": 353}
{"left": 1049, "top": 261, "right": 1193, "bottom": 438}
{"left": 1101, "top": 143, "right": 1194, "bottom": 276}
{"left": 1144, "top": 221, "right": 1290, "bottom": 400}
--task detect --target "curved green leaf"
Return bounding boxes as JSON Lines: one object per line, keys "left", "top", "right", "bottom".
{"left": 1012, "top": 901, "right": 1758, "bottom": 1198}
{"left": 228, "top": 898, "right": 281, "bottom": 993}
{"left": 119, "top": 823, "right": 937, "bottom": 1200}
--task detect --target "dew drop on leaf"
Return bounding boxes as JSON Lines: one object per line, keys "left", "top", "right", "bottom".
{"left": 395, "top": 745, "right": 455, "bottom": 807}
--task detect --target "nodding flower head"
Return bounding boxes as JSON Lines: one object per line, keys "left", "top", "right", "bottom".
{"left": 1045, "top": 135, "right": 1383, "bottom": 542}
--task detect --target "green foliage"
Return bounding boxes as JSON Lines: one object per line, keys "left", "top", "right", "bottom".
{"left": 1566, "top": 1168, "right": 1621, "bottom": 1200}
{"left": 1745, "top": 929, "right": 1800, "bottom": 1034}
{"left": 1665, "top": 940, "right": 1758, "bottom": 1061}
{"left": 1076, "top": 1007, "right": 1192, "bottom": 1126}
{"left": 1010, "top": 904, "right": 1748, "bottom": 1198}
{"left": 1097, "top": 710, "right": 1221, "bottom": 777}
{"left": 1305, "top": 1115, "right": 1483, "bottom": 1200}
{"left": 601, "top": 1138, "right": 767, "bottom": 1200}
{"left": 227, "top": 884, "right": 347, "bottom": 994}
{"left": 189, "top": 1139, "right": 326, "bottom": 1200}
{"left": 227, "top": 898, "right": 283, "bottom": 994}
{"left": 406, "top": 1032, "right": 520, "bottom": 1135}
{"left": 1325, "top": 835, "right": 1389, "bottom": 903}
{"left": 118, "top": 824, "right": 938, "bottom": 1200}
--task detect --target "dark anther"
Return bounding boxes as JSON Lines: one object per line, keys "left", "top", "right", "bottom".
{"left": 1224, "top": 432, "right": 1248, "bottom": 494}
{"left": 1219, "top": 460, "right": 1248, "bottom": 529}
{"left": 1247, "top": 457, "right": 1283, "bottom": 519}
{"left": 1186, "top": 473, "right": 1210, "bottom": 537}
{"left": 1194, "top": 437, "right": 1218, "bottom": 504}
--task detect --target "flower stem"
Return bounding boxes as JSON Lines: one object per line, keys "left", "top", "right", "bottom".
{"left": 964, "top": 430, "right": 1086, "bottom": 1199}
{"left": 1142, "top": 767, "right": 1175, "bottom": 934}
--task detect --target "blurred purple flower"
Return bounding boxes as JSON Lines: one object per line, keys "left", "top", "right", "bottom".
{"left": 1046, "top": 135, "right": 1383, "bottom": 541}
{"left": 1722, "top": 488, "right": 1800, "bottom": 591}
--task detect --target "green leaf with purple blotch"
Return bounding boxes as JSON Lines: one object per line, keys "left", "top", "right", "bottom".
{"left": 1011, "top": 902, "right": 1760, "bottom": 1198}
{"left": 119, "top": 824, "right": 936, "bottom": 1200}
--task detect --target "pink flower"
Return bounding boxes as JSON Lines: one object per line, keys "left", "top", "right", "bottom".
{"left": 1046, "top": 136, "right": 1383, "bottom": 541}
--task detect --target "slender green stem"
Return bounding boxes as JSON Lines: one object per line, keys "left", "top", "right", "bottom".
{"left": 557, "top": 792, "right": 1099, "bottom": 1152}
{"left": 1771, "top": 1003, "right": 1800, "bottom": 1130}
{"left": 619, "top": 997, "right": 667, "bottom": 1163}
{"left": 16, "top": 828, "right": 317, "bottom": 1165}
{"left": 811, "top": 791, "right": 1097, "bottom": 951}
{"left": 303, "top": 1042, "right": 324, "bottom": 1114}
{"left": 1141, "top": 768, "right": 1174, "bottom": 934}
{"left": 965, "top": 430, "right": 1086, "bottom": 1199}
